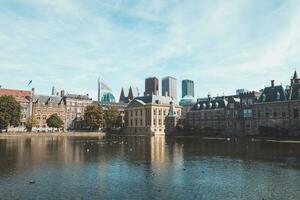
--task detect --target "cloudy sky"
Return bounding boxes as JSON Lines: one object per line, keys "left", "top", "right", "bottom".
{"left": 1, "top": 0, "right": 300, "bottom": 100}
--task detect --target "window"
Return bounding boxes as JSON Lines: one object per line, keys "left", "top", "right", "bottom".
{"left": 135, "top": 119, "right": 138, "bottom": 126}
{"left": 130, "top": 119, "right": 133, "bottom": 126}
{"left": 153, "top": 119, "right": 156, "bottom": 126}
{"left": 273, "top": 112, "right": 277, "bottom": 118}
{"left": 140, "top": 110, "right": 143, "bottom": 116}
{"left": 265, "top": 112, "right": 269, "bottom": 118}
{"left": 257, "top": 110, "right": 261, "bottom": 118}
{"left": 135, "top": 110, "right": 138, "bottom": 116}
{"left": 294, "top": 109, "right": 298, "bottom": 119}
{"left": 130, "top": 111, "right": 133, "bottom": 117}
{"left": 282, "top": 112, "right": 286, "bottom": 118}
{"left": 159, "top": 119, "right": 161, "bottom": 126}
{"left": 140, "top": 119, "right": 143, "bottom": 126}
{"left": 154, "top": 109, "right": 157, "bottom": 115}
{"left": 243, "top": 109, "right": 252, "bottom": 118}
{"left": 159, "top": 110, "right": 161, "bottom": 115}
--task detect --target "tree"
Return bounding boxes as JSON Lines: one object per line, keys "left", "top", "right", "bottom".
{"left": 25, "top": 116, "right": 38, "bottom": 132}
{"left": 84, "top": 105, "right": 105, "bottom": 131}
{"left": 0, "top": 95, "right": 21, "bottom": 132}
{"left": 46, "top": 113, "right": 64, "bottom": 132}
{"left": 105, "top": 106, "right": 120, "bottom": 129}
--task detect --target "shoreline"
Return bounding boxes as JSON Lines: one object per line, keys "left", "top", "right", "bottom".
{"left": 0, "top": 132, "right": 106, "bottom": 138}
{"left": 1, "top": 132, "right": 300, "bottom": 143}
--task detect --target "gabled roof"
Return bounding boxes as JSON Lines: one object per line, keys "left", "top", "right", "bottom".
{"left": 257, "top": 85, "right": 287, "bottom": 103}
{"left": 64, "top": 94, "right": 91, "bottom": 100}
{"left": 0, "top": 88, "right": 31, "bottom": 103}
{"left": 34, "top": 95, "right": 63, "bottom": 105}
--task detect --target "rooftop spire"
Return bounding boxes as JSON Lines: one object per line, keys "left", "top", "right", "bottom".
{"left": 119, "top": 88, "right": 125, "bottom": 102}
{"left": 128, "top": 86, "right": 134, "bottom": 100}
{"left": 293, "top": 70, "right": 298, "bottom": 79}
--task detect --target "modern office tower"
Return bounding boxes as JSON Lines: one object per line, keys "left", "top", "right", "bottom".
{"left": 182, "top": 79, "right": 194, "bottom": 98}
{"left": 144, "top": 77, "right": 159, "bottom": 96}
{"left": 162, "top": 76, "right": 177, "bottom": 100}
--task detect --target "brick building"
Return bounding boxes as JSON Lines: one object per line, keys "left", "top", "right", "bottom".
{"left": 32, "top": 95, "right": 66, "bottom": 132}
{"left": 0, "top": 87, "right": 33, "bottom": 131}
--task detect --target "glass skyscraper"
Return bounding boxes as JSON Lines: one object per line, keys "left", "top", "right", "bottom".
{"left": 182, "top": 79, "right": 194, "bottom": 98}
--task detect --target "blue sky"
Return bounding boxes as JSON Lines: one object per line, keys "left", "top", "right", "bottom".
{"left": 1, "top": 0, "right": 300, "bottom": 100}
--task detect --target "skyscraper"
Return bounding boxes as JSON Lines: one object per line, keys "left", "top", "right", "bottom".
{"left": 182, "top": 79, "right": 194, "bottom": 98}
{"left": 144, "top": 77, "right": 159, "bottom": 96}
{"left": 162, "top": 76, "right": 177, "bottom": 100}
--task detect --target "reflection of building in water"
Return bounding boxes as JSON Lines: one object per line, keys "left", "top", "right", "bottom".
{"left": 150, "top": 136, "right": 167, "bottom": 164}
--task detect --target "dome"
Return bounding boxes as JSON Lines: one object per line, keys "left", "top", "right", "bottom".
{"left": 179, "top": 95, "right": 196, "bottom": 106}
{"left": 101, "top": 92, "right": 116, "bottom": 103}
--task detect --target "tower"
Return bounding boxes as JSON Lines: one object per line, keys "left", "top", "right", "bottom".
{"left": 182, "top": 79, "right": 194, "bottom": 98}
{"left": 165, "top": 101, "right": 180, "bottom": 135}
{"left": 162, "top": 76, "right": 177, "bottom": 101}
{"left": 119, "top": 88, "right": 125, "bottom": 102}
{"left": 97, "top": 77, "right": 101, "bottom": 104}
{"left": 128, "top": 86, "right": 134, "bottom": 100}
{"left": 144, "top": 77, "right": 159, "bottom": 96}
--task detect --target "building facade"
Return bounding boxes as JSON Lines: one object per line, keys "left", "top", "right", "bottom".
{"left": 63, "top": 93, "right": 93, "bottom": 130}
{"left": 124, "top": 95, "right": 181, "bottom": 135}
{"left": 32, "top": 95, "right": 66, "bottom": 132}
{"left": 144, "top": 77, "right": 159, "bottom": 96}
{"left": 162, "top": 76, "right": 177, "bottom": 101}
{"left": 186, "top": 71, "right": 300, "bottom": 136}
{"left": 182, "top": 79, "right": 194, "bottom": 98}
{"left": 0, "top": 87, "right": 33, "bottom": 131}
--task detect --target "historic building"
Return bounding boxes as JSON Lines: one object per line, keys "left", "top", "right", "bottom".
{"left": 119, "top": 87, "right": 135, "bottom": 103}
{"left": 63, "top": 92, "right": 93, "bottom": 130}
{"left": 124, "top": 95, "right": 181, "bottom": 135}
{"left": 32, "top": 95, "right": 66, "bottom": 132}
{"left": 0, "top": 87, "right": 33, "bottom": 131}
{"left": 252, "top": 72, "right": 300, "bottom": 135}
{"left": 165, "top": 101, "right": 181, "bottom": 135}
{"left": 186, "top": 71, "right": 300, "bottom": 136}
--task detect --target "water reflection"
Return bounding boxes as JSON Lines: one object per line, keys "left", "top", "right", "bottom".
{"left": 0, "top": 136, "right": 300, "bottom": 200}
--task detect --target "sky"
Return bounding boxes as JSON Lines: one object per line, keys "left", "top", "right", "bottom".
{"left": 1, "top": 0, "right": 300, "bottom": 101}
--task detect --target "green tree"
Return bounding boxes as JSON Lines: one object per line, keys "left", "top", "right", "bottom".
{"left": 84, "top": 105, "right": 105, "bottom": 131}
{"left": 105, "top": 106, "right": 120, "bottom": 129}
{"left": 46, "top": 113, "right": 64, "bottom": 132}
{"left": 25, "top": 116, "right": 38, "bottom": 132}
{"left": 0, "top": 95, "right": 21, "bottom": 132}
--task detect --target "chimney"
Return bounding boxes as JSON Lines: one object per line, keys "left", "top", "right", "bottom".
{"left": 271, "top": 80, "right": 275, "bottom": 87}
{"left": 60, "top": 90, "right": 65, "bottom": 97}
{"left": 86, "top": 93, "right": 89, "bottom": 97}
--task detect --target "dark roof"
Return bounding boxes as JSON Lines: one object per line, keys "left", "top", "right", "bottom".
{"left": 134, "top": 95, "right": 173, "bottom": 105}
{"left": 191, "top": 98, "right": 228, "bottom": 111}
{"left": 64, "top": 94, "right": 91, "bottom": 100}
{"left": 257, "top": 85, "right": 287, "bottom": 103}
{"left": 289, "top": 83, "right": 300, "bottom": 100}
{"left": 34, "top": 95, "right": 63, "bottom": 104}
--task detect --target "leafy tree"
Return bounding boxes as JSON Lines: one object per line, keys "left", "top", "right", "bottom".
{"left": 25, "top": 116, "right": 38, "bottom": 132}
{"left": 46, "top": 113, "right": 64, "bottom": 132}
{"left": 84, "top": 105, "right": 105, "bottom": 131}
{"left": 105, "top": 106, "right": 120, "bottom": 129}
{"left": 0, "top": 95, "right": 21, "bottom": 132}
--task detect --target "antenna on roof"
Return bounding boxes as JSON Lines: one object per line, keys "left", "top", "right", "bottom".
{"left": 136, "top": 87, "right": 140, "bottom": 97}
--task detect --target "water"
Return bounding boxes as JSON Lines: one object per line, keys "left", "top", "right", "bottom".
{"left": 0, "top": 135, "right": 300, "bottom": 200}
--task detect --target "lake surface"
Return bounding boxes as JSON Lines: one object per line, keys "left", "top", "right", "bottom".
{"left": 0, "top": 135, "right": 300, "bottom": 200}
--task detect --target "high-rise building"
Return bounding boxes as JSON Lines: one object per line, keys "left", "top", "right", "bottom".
{"left": 162, "top": 76, "right": 177, "bottom": 100}
{"left": 144, "top": 77, "right": 159, "bottom": 96}
{"left": 182, "top": 79, "right": 194, "bottom": 98}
